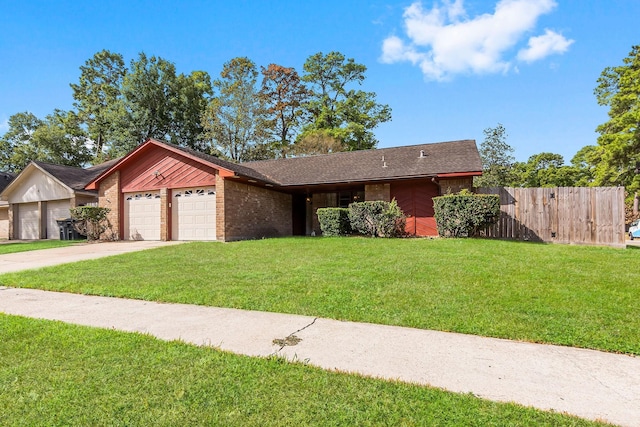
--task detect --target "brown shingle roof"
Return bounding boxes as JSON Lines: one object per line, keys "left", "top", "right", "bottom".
{"left": 0, "top": 172, "right": 16, "bottom": 193}
{"left": 244, "top": 140, "right": 482, "bottom": 186}
{"left": 35, "top": 158, "right": 122, "bottom": 191}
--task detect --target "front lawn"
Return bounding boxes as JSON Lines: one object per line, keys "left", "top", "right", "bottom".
{"left": 1, "top": 237, "right": 638, "bottom": 355}
{"left": 0, "top": 240, "right": 83, "bottom": 255}
{"left": 0, "top": 314, "right": 607, "bottom": 426}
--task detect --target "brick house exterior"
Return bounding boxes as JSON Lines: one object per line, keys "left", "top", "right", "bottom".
{"left": 84, "top": 138, "right": 482, "bottom": 241}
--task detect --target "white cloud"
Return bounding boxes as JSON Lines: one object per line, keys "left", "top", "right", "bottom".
{"left": 517, "top": 29, "right": 574, "bottom": 62}
{"left": 0, "top": 118, "right": 8, "bottom": 134}
{"left": 381, "top": 0, "right": 574, "bottom": 81}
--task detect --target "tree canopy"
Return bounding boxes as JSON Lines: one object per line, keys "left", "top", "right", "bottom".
{"left": 0, "top": 110, "right": 92, "bottom": 172}
{"left": 2, "top": 50, "right": 392, "bottom": 168}
{"left": 260, "top": 64, "right": 309, "bottom": 158}
{"left": 474, "top": 124, "right": 514, "bottom": 187}
{"left": 593, "top": 45, "right": 640, "bottom": 193}
{"left": 299, "top": 52, "right": 392, "bottom": 153}
{"left": 70, "top": 49, "right": 126, "bottom": 159}
{"left": 202, "top": 57, "right": 268, "bottom": 162}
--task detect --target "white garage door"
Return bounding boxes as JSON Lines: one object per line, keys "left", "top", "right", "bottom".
{"left": 172, "top": 187, "right": 216, "bottom": 241}
{"left": 124, "top": 192, "right": 161, "bottom": 240}
{"left": 18, "top": 203, "right": 39, "bottom": 240}
{"left": 46, "top": 200, "right": 71, "bottom": 239}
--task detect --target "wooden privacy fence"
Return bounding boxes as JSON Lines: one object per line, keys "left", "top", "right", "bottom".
{"left": 477, "top": 187, "right": 626, "bottom": 248}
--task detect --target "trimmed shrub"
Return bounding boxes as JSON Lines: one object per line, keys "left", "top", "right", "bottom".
{"left": 433, "top": 192, "right": 500, "bottom": 238}
{"left": 348, "top": 200, "right": 406, "bottom": 238}
{"left": 317, "top": 207, "right": 351, "bottom": 236}
{"left": 70, "top": 206, "right": 114, "bottom": 241}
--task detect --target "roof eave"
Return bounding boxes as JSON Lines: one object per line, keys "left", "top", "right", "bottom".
{"left": 85, "top": 138, "right": 241, "bottom": 190}
{"left": 436, "top": 171, "right": 483, "bottom": 178}
{"left": 1, "top": 162, "right": 76, "bottom": 201}
{"left": 275, "top": 170, "right": 484, "bottom": 187}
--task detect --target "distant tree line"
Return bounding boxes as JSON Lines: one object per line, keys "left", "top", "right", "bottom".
{"left": 0, "top": 50, "right": 391, "bottom": 171}
{"left": 476, "top": 45, "right": 640, "bottom": 199}
{"left": 474, "top": 123, "right": 597, "bottom": 189}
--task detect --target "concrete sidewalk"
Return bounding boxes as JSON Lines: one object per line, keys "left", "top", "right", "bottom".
{"left": 0, "top": 241, "right": 184, "bottom": 273}
{"left": 1, "top": 287, "right": 638, "bottom": 426}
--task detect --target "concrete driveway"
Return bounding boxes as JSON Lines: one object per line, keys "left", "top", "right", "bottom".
{"left": 0, "top": 241, "right": 184, "bottom": 273}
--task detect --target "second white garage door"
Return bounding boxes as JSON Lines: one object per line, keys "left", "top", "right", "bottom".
{"left": 124, "top": 192, "right": 161, "bottom": 240}
{"left": 46, "top": 200, "right": 71, "bottom": 239}
{"left": 172, "top": 187, "right": 216, "bottom": 241}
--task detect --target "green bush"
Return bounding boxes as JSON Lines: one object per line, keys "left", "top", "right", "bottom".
{"left": 348, "top": 200, "right": 406, "bottom": 238}
{"left": 70, "top": 206, "right": 113, "bottom": 241}
{"left": 433, "top": 192, "right": 500, "bottom": 238}
{"left": 317, "top": 208, "right": 351, "bottom": 236}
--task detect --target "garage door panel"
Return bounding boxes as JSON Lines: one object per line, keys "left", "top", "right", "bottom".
{"left": 124, "top": 192, "right": 161, "bottom": 241}
{"left": 18, "top": 203, "right": 39, "bottom": 240}
{"left": 46, "top": 200, "right": 71, "bottom": 239}
{"left": 172, "top": 187, "right": 216, "bottom": 241}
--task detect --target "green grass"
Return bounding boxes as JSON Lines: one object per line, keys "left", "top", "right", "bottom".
{"left": 1, "top": 237, "right": 639, "bottom": 355}
{"left": 0, "top": 314, "right": 608, "bottom": 426}
{"left": 0, "top": 239, "right": 83, "bottom": 254}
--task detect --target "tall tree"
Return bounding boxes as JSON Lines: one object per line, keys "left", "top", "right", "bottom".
{"left": 202, "top": 57, "right": 268, "bottom": 162}
{"left": 291, "top": 128, "right": 343, "bottom": 156}
{"left": 260, "top": 64, "right": 309, "bottom": 158}
{"left": 117, "top": 53, "right": 180, "bottom": 153}
{"left": 570, "top": 145, "right": 599, "bottom": 186}
{"left": 299, "top": 51, "right": 391, "bottom": 152}
{"left": 509, "top": 153, "right": 578, "bottom": 188}
{"left": 169, "top": 70, "right": 213, "bottom": 151}
{"left": 474, "top": 124, "right": 514, "bottom": 187}
{"left": 594, "top": 45, "right": 640, "bottom": 193}
{"left": 31, "top": 110, "right": 92, "bottom": 167}
{"left": 70, "top": 50, "right": 127, "bottom": 160}
{"left": 0, "top": 110, "right": 91, "bottom": 172}
{"left": 0, "top": 112, "right": 42, "bottom": 172}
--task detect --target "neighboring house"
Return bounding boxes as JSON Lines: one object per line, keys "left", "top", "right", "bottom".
{"left": 1, "top": 160, "right": 118, "bottom": 239}
{"left": 84, "top": 138, "right": 482, "bottom": 242}
{"left": 0, "top": 172, "right": 17, "bottom": 239}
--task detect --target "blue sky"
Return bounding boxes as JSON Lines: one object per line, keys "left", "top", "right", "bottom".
{"left": 0, "top": 0, "right": 638, "bottom": 162}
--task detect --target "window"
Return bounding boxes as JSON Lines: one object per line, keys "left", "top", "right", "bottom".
{"left": 338, "top": 190, "right": 365, "bottom": 208}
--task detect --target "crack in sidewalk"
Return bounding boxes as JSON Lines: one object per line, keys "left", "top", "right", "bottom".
{"left": 271, "top": 317, "right": 318, "bottom": 355}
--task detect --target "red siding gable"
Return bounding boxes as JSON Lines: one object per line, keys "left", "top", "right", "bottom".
{"left": 120, "top": 146, "right": 217, "bottom": 193}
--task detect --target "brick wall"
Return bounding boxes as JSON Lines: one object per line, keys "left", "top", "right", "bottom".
{"left": 160, "top": 188, "right": 168, "bottom": 241}
{"left": 8, "top": 205, "right": 15, "bottom": 240}
{"left": 0, "top": 206, "right": 8, "bottom": 239}
{"left": 219, "top": 179, "right": 292, "bottom": 241}
{"left": 365, "top": 184, "right": 391, "bottom": 202}
{"left": 215, "top": 176, "right": 225, "bottom": 241}
{"left": 439, "top": 177, "right": 473, "bottom": 195}
{"left": 98, "top": 171, "right": 121, "bottom": 240}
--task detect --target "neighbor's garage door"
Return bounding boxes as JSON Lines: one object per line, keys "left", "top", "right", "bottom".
{"left": 18, "top": 203, "right": 39, "bottom": 240}
{"left": 124, "top": 191, "right": 161, "bottom": 240}
{"left": 172, "top": 187, "right": 216, "bottom": 241}
{"left": 46, "top": 199, "right": 71, "bottom": 239}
